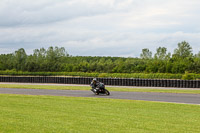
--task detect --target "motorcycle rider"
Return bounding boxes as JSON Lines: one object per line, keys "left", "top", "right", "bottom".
{"left": 90, "top": 78, "right": 100, "bottom": 93}
{"left": 90, "top": 78, "right": 110, "bottom": 95}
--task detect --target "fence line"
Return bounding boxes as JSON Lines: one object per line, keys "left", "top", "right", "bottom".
{"left": 0, "top": 76, "right": 199, "bottom": 88}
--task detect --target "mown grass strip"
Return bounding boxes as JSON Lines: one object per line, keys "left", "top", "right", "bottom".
{"left": 0, "top": 84, "right": 200, "bottom": 94}
{"left": 0, "top": 94, "right": 200, "bottom": 133}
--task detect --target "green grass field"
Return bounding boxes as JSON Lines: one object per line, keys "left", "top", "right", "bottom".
{"left": 0, "top": 94, "right": 200, "bottom": 133}
{"left": 0, "top": 84, "right": 200, "bottom": 94}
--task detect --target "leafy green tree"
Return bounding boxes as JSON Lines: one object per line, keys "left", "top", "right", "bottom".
{"left": 105, "top": 59, "right": 113, "bottom": 73}
{"left": 45, "top": 46, "right": 67, "bottom": 71}
{"left": 13, "top": 48, "right": 27, "bottom": 71}
{"left": 170, "top": 41, "right": 194, "bottom": 73}
{"left": 195, "top": 51, "right": 200, "bottom": 58}
{"left": 193, "top": 51, "right": 200, "bottom": 73}
{"left": 0, "top": 43, "right": 199, "bottom": 75}
{"left": 25, "top": 55, "right": 37, "bottom": 72}
{"left": 32, "top": 48, "right": 47, "bottom": 71}
{"left": 140, "top": 48, "right": 152, "bottom": 59}
{"left": 0, "top": 54, "right": 14, "bottom": 70}
{"left": 154, "top": 47, "right": 171, "bottom": 60}
{"left": 173, "top": 41, "right": 193, "bottom": 59}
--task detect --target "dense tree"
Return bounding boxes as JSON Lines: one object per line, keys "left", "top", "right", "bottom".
{"left": 13, "top": 48, "right": 27, "bottom": 71}
{"left": 0, "top": 42, "right": 199, "bottom": 74}
{"left": 0, "top": 54, "right": 14, "bottom": 70}
{"left": 193, "top": 51, "right": 200, "bottom": 73}
{"left": 195, "top": 51, "right": 200, "bottom": 58}
{"left": 170, "top": 41, "right": 195, "bottom": 73}
{"left": 154, "top": 47, "right": 171, "bottom": 60}
{"left": 140, "top": 48, "right": 152, "bottom": 59}
{"left": 173, "top": 41, "right": 193, "bottom": 59}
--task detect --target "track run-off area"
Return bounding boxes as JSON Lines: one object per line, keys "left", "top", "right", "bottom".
{"left": 0, "top": 83, "right": 200, "bottom": 105}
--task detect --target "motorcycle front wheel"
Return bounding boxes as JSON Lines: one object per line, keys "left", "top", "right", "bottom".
{"left": 105, "top": 89, "right": 110, "bottom": 95}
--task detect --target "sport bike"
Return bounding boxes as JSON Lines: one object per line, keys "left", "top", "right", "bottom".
{"left": 91, "top": 82, "right": 110, "bottom": 95}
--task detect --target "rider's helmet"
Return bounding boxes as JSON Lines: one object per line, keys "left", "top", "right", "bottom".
{"left": 92, "top": 78, "right": 97, "bottom": 84}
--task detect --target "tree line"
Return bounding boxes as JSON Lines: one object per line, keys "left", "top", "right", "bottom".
{"left": 0, "top": 41, "right": 200, "bottom": 74}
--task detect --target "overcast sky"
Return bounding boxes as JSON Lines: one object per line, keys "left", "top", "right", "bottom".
{"left": 0, "top": 0, "right": 200, "bottom": 57}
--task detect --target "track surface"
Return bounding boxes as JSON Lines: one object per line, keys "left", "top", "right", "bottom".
{"left": 1, "top": 82, "right": 200, "bottom": 90}
{"left": 0, "top": 88, "right": 200, "bottom": 105}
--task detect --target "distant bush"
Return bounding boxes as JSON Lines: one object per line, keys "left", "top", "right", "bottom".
{"left": 181, "top": 72, "right": 195, "bottom": 80}
{"left": 1, "top": 70, "right": 200, "bottom": 80}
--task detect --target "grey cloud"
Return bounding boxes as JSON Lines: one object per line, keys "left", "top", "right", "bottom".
{"left": 0, "top": 0, "right": 115, "bottom": 27}
{"left": 0, "top": 0, "right": 200, "bottom": 57}
{"left": 1, "top": 30, "right": 200, "bottom": 57}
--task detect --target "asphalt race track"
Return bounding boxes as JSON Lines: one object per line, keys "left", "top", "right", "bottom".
{"left": 0, "top": 88, "right": 200, "bottom": 105}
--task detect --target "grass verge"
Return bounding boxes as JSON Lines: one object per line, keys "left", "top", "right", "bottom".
{"left": 0, "top": 94, "right": 200, "bottom": 133}
{"left": 0, "top": 84, "right": 200, "bottom": 94}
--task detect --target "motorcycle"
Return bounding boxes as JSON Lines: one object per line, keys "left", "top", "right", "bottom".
{"left": 91, "top": 82, "right": 110, "bottom": 95}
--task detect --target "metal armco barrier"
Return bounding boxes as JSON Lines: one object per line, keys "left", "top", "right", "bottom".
{"left": 0, "top": 76, "right": 200, "bottom": 88}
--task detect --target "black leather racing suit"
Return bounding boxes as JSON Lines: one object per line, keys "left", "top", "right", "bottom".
{"left": 90, "top": 81, "right": 100, "bottom": 92}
